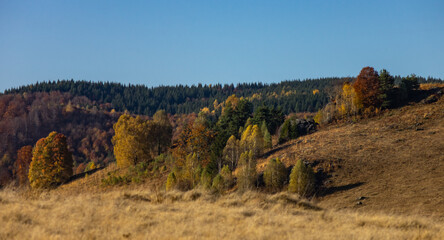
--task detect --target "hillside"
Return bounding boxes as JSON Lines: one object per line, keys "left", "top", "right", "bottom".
{"left": 257, "top": 89, "right": 444, "bottom": 219}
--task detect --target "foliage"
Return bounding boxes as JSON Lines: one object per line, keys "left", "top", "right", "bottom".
{"left": 15, "top": 145, "right": 33, "bottom": 186}
{"left": 28, "top": 132, "right": 73, "bottom": 189}
{"left": 288, "top": 159, "right": 315, "bottom": 197}
{"left": 261, "top": 121, "right": 272, "bottom": 149}
{"left": 113, "top": 113, "right": 172, "bottom": 168}
{"left": 211, "top": 174, "right": 224, "bottom": 193}
{"left": 353, "top": 66, "right": 381, "bottom": 109}
{"left": 222, "top": 135, "right": 240, "bottom": 171}
{"left": 263, "top": 158, "right": 287, "bottom": 192}
{"left": 278, "top": 119, "right": 291, "bottom": 144}
{"left": 200, "top": 167, "right": 213, "bottom": 189}
{"left": 237, "top": 151, "right": 256, "bottom": 191}
{"left": 5, "top": 78, "right": 357, "bottom": 115}
{"left": 220, "top": 165, "right": 234, "bottom": 189}
{"left": 378, "top": 69, "right": 395, "bottom": 109}
{"left": 166, "top": 171, "right": 177, "bottom": 191}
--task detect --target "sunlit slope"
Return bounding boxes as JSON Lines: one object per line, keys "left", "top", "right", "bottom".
{"left": 258, "top": 94, "right": 444, "bottom": 219}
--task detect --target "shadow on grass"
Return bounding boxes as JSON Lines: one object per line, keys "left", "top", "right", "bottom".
{"left": 64, "top": 166, "right": 105, "bottom": 184}
{"left": 318, "top": 182, "right": 364, "bottom": 197}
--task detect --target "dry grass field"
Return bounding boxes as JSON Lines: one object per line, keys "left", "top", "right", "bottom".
{"left": 1, "top": 87, "right": 443, "bottom": 239}
{"left": 1, "top": 187, "right": 443, "bottom": 240}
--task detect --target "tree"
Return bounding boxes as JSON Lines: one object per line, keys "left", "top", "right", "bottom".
{"left": 288, "top": 159, "right": 315, "bottom": 196}
{"left": 353, "top": 67, "right": 381, "bottom": 109}
{"left": 278, "top": 119, "right": 291, "bottom": 144}
{"left": 112, "top": 114, "right": 156, "bottom": 168}
{"left": 378, "top": 69, "right": 395, "bottom": 109}
{"left": 166, "top": 171, "right": 177, "bottom": 191}
{"left": 152, "top": 110, "right": 173, "bottom": 156}
{"left": 15, "top": 145, "right": 33, "bottom": 186}
{"left": 222, "top": 135, "right": 240, "bottom": 170}
{"left": 237, "top": 150, "right": 256, "bottom": 191}
{"left": 263, "top": 158, "right": 287, "bottom": 192}
{"left": 28, "top": 132, "right": 73, "bottom": 189}
{"left": 261, "top": 121, "right": 272, "bottom": 149}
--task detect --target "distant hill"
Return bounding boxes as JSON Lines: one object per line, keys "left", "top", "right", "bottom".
{"left": 3, "top": 78, "right": 354, "bottom": 115}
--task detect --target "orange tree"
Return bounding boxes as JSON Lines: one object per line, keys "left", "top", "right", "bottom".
{"left": 353, "top": 66, "right": 381, "bottom": 109}
{"left": 15, "top": 145, "right": 33, "bottom": 186}
{"left": 28, "top": 132, "right": 73, "bottom": 188}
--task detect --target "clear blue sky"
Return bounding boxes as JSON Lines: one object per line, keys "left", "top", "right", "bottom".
{"left": 1, "top": 0, "right": 443, "bottom": 92}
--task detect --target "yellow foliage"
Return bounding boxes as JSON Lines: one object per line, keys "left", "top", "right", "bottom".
{"left": 312, "top": 89, "right": 320, "bottom": 95}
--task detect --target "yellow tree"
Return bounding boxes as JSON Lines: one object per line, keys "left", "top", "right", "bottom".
{"left": 28, "top": 132, "right": 73, "bottom": 189}
{"left": 112, "top": 114, "right": 155, "bottom": 168}
{"left": 222, "top": 135, "right": 239, "bottom": 170}
{"left": 237, "top": 150, "right": 256, "bottom": 191}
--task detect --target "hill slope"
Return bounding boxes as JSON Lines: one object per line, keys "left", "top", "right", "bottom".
{"left": 258, "top": 92, "right": 444, "bottom": 219}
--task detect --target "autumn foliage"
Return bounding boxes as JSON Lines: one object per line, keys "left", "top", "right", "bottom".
{"left": 353, "top": 67, "right": 381, "bottom": 109}
{"left": 28, "top": 132, "right": 73, "bottom": 189}
{"left": 15, "top": 145, "right": 33, "bottom": 186}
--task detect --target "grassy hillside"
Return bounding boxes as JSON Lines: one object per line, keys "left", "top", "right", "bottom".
{"left": 1, "top": 85, "right": 443, "bottom": 239}
{"left": 257, "top": 86, "right": 444, "bottom": 219}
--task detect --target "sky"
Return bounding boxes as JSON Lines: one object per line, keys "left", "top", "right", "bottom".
{"left": 1, "top": 0, "right": 443, "bottom": 92}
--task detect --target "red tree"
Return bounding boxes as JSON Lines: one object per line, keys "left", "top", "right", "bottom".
{"left": 353, "top": 67, "right": 381, "bottom": 108}
{"left": 15, "top": 145, "right": 33, "bottom": 186}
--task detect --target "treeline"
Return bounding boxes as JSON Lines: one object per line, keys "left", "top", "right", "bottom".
{"left": 3, "top": 78, "right": 354, "bottom": 115}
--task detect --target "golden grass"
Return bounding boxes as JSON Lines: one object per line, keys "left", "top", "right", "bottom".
{"left": 1, "top": 188, "right": 443, "bottom": 240}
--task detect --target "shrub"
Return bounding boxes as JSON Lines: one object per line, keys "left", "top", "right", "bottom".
{"left": 263, "top": 158, "right": 287, "bottom": 192}
{"left": 288, "top": 159, "right": 315, "bottom": 197}
{"left": 28, "top": 132, "right": 73, "bottom": 189}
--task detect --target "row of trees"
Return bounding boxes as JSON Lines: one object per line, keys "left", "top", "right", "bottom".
{"left": 4, "top": 78, "right": 353, "bottom": 115}
{"left": 315, "top": 67, "right": 421, "bottom": 124}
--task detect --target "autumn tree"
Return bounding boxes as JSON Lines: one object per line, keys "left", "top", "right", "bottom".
{"left": 112, "top": 114, "right": 155, "bottom": 168}
{"left": 288, "top": 159, "right": 315, "bottom": 196}
{"left": 353, "top": 67, "right": 381, "bottom": 109}
{"left": 261, "top": 121, "right": 272, "bottom": 149}
{"left": 152, "top": 110, "right": 173, "bottom": 155}
{"left": 28, "top": 132, "right": 73, "bottom": 189}
{"left": 240, "top": 125, "right": 264, "bottom": 159}
{"left": 263, "top": 158, "right": 287, "bottom": 192}
{"left": 222, "top": 135, "right": 240, "bottom": 170}
{"left": 15, "top": 145, "right": 33, "bottom": 186}
{"left": 237, "top": 150, "right": 256, "bottom": 191}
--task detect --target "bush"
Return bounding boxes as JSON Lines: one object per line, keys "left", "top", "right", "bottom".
{"left": 263, "top": 158, "right": 287, "bottom": 192}
{"left": 288, "top": 159, "right": 315, "bottom": 197}
{"left": 28, "top": 132, "right": 73, "bottom": 189}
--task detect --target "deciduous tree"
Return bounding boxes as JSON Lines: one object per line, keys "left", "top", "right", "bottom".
{"left": 28, "top": 132, "right": 73, "bottom": 188}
